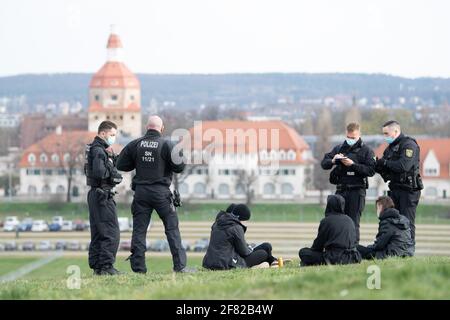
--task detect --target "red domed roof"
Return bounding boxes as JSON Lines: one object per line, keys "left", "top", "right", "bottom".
{"left": 89, "top": 61, "right": 140, "bottom": 89}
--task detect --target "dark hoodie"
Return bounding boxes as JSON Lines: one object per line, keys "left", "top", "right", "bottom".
{"left": 202, "top": 211, "right": 252, "bottom": 270}
{"left": 311, "top": 194, "right": 361, "bottom": 264}
{"left": 369, "top": 208, "right": 414, "bottom": 259}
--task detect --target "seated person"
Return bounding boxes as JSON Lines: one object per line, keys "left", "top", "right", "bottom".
{"left": 299, "top": 194, "right": 361, "bottom": 266}
{"left": 357, "top": 196, "right": 414, "bottom": 259}
{"left": 203, "top": 204, "right": 277, "bottom": 270}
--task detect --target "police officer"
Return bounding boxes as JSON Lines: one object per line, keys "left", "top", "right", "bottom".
{"left": 375, "top": 120, "right": 423, "bottom": 248}
{"left": 321, "top": 122, "right": 376, "bottom": 243}
{"left": 116, "top": 115, "right": 188, "bottom": 273}
{"left": 85, "top": 120, "right": 123, "bottom": 275}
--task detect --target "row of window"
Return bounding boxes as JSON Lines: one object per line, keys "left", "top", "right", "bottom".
{"left": 26, "top": 168, "right": 82, "bottom": 176}
{"left": 190, "top": 150, "right": 297, "bottom": 161}
{"left": 27, "top": 185, "right": 80, "bottom": 195}
{"left": 179, "top": 182, "right": 295, "bottom": 196}
{"left": 94, "top": 94, "right": 135, "bottom": 101}
{"left": 28, "top": 153, "right": 77, "bottom": 164}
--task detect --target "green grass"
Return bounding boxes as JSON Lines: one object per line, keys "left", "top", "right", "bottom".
{"left": 1, "top": 256, "right": 449, "bottom": 299}
{"left": 1, "top": 202, "right": 450, "bottom": 223}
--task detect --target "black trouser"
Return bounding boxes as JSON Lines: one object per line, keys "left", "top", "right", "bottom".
{"left": 298, "top": 248, "right": 326, "bottom": 266}
{"left": 356, "top": 244, "right": 376, "bottom": 260}
{"left": 244, "top": 242, "right": 276, "bottom": 267}
{"left": 87, "top": 188, "right": 120, "bottom": 270}
{"left": 336, "top": 188, "right": 366, "bottom": 243}
{"left": 129, "top": 184, "right": 186, "bottom": 273}
{"left": 388, "top": 189, "right": 420, "bottom": 245}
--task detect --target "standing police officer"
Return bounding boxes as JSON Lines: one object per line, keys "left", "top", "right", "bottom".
{"left": 375, "top": 120, "right": 423, "bottom": 249}
{"left": 117, "top": 115, "right": 188, "bottom": 273}
{"left": 321, "top": 122, "right": 376, "bottom": 243}
{"left": 85, "top": 120, "right": 123, "bottom": 275}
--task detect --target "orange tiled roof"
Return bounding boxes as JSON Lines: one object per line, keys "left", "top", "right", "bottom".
{"left": 375, "top": 138, "right": 450, "bottom": 179}
{"left": 19, "top": 131, "right": 123, "bottom": 168}
{"left": 184, "top": 120, "right": 311, "bottom": 164}
{"left": 89, "top": 62, "right": 140, "bottom": 89}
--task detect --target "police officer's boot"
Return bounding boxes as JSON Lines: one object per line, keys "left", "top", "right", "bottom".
{"left": 99, "top": 265, "right": 124, "bottom": 275}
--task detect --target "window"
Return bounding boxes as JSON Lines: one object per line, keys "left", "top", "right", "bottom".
{"left": 56, "top": 185, "right": 65, "bottom": 194}
{"left": 194, "top": 183, "right": 206, "bottom": 195}
{"left": 424, "top": 168, "right": 439, "bottom": 177}
{"left": 263, "top": 183, "right": 275, "bottom": 195}
{"left": 235, "top": 183, "right": 245, "bottom": 195}
{"left": 28, "top": 153, "right": 36, "bottom": 163}
{"left": 40, "top": 153, "right": 48, "bottom": 163}
{"left": 42, "top": 185, "right": 51, "bottom": 194}
{"left": 51, "top": 154, "right": 59, "bottom": 163}
{"left": 95, "top": 95, "right": 99, "bottom": 101}
{"left": 28, "top": 185, "right": 37, "bottom": 195}
{"left": 179, "top": 183, "right": 189, "bottom": 195}
{"left": 44, "top": 169, "right": 53, "bottom": 176}
{"left": 63, "top": 153, "right": 70, "bottom": 163}
{"left": 111, "top": 95, "right": 118, "bottom": 101}
{"left": 130, "top": 95, "right": 135, "bottom": 100}
{"left": 218, "top": 184, "right": 230, "bottom": 195}
{"left": 281, "top": 183, "right": 294, "bottom": 195}
{"left": 219, "top": 169, "right": 230, "bottom": 176}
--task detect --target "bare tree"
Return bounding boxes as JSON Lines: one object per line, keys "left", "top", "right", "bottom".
{"left": 313, "top": 108, "right": 333, "bottom": 205}
{"left": 235, "top": 169, "right": 258, "bottom": 205}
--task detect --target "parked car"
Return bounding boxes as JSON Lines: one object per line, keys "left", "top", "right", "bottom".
{"left": 182, "top": 240, "right": 191, "bottom": 252}
{"left": 55, "top": 240, "right": 67, "bottom": 250}
{"left": 193, "top": 238, "right": 209, "bottom": 252}
{"left": 119, "top": 240, "right": 132, "bottom": 251}
{"left": 73, "top": 220, "right": 88, "bottom": 231}
{"left": 0, "top": 243, "right": 5, "bottom": 251}
{"left": 4, "top": 241, "right": 17, "bottom": 251}
{"left": 150, "top": 239, "right": 170, "bottom": 252}
{"left": 22, "top": 241, "right": 36, "bottom": 251}
{"left": 118, "top": 217, "right": 130, "bottom": 232}
{"left": 51, "top": 216, "right": 64, "bottom": 227}
{"left": 49, "top": 223, "right": 62, "bottom": 232}
{"left": 146, "top": 239, "right": 152, "bottom": 250}
{"left": 66, "top": 240, "right": 81, "bottom": 251}
{"left": 3, "top": 216, "right": 20, "bottom": 232}
{"left": 31, "top": 220, "right": 49, "bottom": 232}
{"left": 61, "top": 221, "right": 73, "bottom": 231}
{"left": 37, "top": 240, "right": 52, "bottom": 251}
{"left": 17, "top": 218, "right": 34, "bottom": 232}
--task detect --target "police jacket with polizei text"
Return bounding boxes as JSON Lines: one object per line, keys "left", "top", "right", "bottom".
{"left": 116, "top": 129, "right": 186, "bottom": 188}
{"left": 86, "top": 136, "right": 115, "bottom": 188}
{"left": 202, "top": 211, "right": 252, "bottom": 270}
{"left": 376, "top": 133, "right": 420, "bottom": 189}
{"left": 368, "top": 208, "right": 414, "bottom": 259}
{"left": 321, "top": 138, "right": 376, "bottom": 187}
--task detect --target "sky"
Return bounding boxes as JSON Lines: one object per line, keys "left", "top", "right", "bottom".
{"left": 0, "top": 0, "right": 450, "bottom": 78}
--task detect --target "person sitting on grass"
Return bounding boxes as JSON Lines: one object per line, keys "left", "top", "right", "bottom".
{"left": 357, "top": 196, "right": 414, "bottom": 260}
{"left": 299, "top": 194, "right": 361, "bottom": 266}
{"left": 202, "top": 203, "right": 278, "bottom": 270}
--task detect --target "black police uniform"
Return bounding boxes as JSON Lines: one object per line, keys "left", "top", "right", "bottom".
{"left": 116, "top": 129, "right": 186, "bottom": 273}
{"left": 375, "top": 133, "right": 423, "bottom": 245}
{"left": 299, "top": 194, "right": 362, "bottom": 266}
{"left": 85, "top": 136, "right": 122, "bottom": 272}
{"left": 321, "top": 138, "right": 376, "bottom": 243}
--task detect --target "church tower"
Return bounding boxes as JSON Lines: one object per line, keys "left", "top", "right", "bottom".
{"left": 88, "top": 25, "right": 142, "bottom": 138}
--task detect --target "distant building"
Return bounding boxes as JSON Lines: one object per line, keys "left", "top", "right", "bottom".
{"left": 20, "top": 114, "right": 87, "bottom": 149}
{"left": 0, "top": 114, "right": 21, "bottom": 128}
{"left": 178, "top": 120, "right": 314, "bottom": 200}
{"left": 88, "top": 25, "right": 142, "bottom": 138}
{"left": 372, "top": 138, "right": 450, "bottom": 200}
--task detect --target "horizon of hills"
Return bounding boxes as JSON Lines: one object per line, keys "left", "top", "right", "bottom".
{"left": 1, "top": 72, "right": 449, "bottom": 110}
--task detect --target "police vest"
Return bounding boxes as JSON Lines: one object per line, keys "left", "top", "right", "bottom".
{"left": 330, "top": 142, "right": 369, "bottom": 188}
{"left": 84, "top": 143, "right": 113, "bottom": 189}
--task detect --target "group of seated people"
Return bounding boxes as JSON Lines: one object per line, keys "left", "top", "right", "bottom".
{"left": 202, "top": 195, "right": 414, "bottom": 270}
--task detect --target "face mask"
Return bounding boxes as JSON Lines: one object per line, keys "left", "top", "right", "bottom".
{"left": 346, "top": 138, "right": 357, "bottom": 146}
{"left": 106, "top": 136, "right": 116, "bottom": 146}
{"left": 384, "top": 136, "right": 395, "bottom": 144}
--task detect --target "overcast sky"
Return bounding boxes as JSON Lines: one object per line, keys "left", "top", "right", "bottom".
{"left": 1, "top": 0, "right": 449, "bottom": 78}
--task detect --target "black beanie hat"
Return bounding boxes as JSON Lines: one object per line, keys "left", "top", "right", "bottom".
{"left": 227, "top": 203, "right": 251, "bottom": 221}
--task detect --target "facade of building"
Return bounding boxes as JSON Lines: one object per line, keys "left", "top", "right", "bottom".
{"left": 88, "top": 26, "right": 142, "bottom": 138}
{"left": 178, "top": 120, "right": 314, "bottom": 201}
{"left": 370, "top": 138, "right": 450, "bottom": 200}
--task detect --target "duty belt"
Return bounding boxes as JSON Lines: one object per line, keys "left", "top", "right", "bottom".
{"left": 336, "top": 184, "right": 365, "bottom": 191}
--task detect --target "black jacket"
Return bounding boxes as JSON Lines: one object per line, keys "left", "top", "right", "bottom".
{"left": 116, "top": 129, "right": 186, "bottom": 188}
{"left": 375, "top": 133, "right": 421, "bottom": 191}
{"left": 311, "top": 194, "right": 361, "bottom": 264}
{"left": 369, "top": 208, "right": 414, "bottom": 259}
{"left": 85, "top": 136, "right": 115, "bottom": 189}
{"left": 202, "top": 211, "right": 252, "bottom": 270}
{"left": 321, "top": 138, "right": 375, "bottom": 188}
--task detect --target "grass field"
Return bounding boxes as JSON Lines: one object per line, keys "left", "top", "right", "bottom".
{"left": 1, "top": 255, "right": 449, "bottom": 299}
{"left": 1, "top": 202, "right": 450, "bottom": 224}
